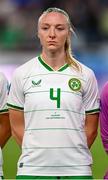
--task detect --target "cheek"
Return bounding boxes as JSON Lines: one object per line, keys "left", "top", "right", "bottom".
{"left": 59, "top": 35, "right": 67, "bottom": 44}
{"left": 59, "top": 32, "right": 68, "bottom": 40}
{"left": 38, "top": 34, "right": 46, "bottom": 45}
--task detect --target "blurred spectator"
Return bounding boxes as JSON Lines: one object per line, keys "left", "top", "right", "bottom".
{"left": 99, "top": 5, "right": 108, "bottom": 41}
{"left": 82, "top": 0, "right": 101, "bottom": 46}
{"left": 0, "top": 0, "right": 26, "bottom": 50}
{"left": 0, "top": 0, "right": 107, "bottom": 51}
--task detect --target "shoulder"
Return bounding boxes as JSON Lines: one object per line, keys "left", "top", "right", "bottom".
{"left": 79, "top": 61, "right": 93, "bottom": 73}
{"left": 15, "top": 56, "right": 38, "bottom": 73}
{"left": 12, "top": 56, "right": 38, "bottom": 79}
{"left": 78, "top": 61, "right": 96, "bottom": 80}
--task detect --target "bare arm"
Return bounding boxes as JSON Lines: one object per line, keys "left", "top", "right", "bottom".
{"left": 9, "top": 109, "right": 24, "bottom": 147}
{"left": 85, "top": 113, "right": 99, "bottom": 149}
{"left": 0, "top": 113, "right": 11, "bottom": 148}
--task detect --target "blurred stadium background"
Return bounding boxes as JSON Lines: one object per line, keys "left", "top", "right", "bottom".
{"left": 0, "top": 0, "right": 108, "bottom": 179}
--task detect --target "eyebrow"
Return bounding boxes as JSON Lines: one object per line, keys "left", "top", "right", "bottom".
{"left": 40, "top": 23, "right": 67, "bottom": 26}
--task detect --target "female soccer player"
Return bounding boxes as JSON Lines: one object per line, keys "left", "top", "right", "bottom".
{"left": 8, "top": 7, "right": 100, "bottom": 179}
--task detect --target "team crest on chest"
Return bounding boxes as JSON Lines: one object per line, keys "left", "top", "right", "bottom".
{"left": 68, "top": 78, "right": 81, "bottom": 91}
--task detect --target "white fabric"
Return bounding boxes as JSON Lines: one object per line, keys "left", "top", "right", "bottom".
{"left": 0, "top": 72, "right": 9, "bottom": 113}
{"left": 8, "top": 56, "right": 99, "bottom": 176}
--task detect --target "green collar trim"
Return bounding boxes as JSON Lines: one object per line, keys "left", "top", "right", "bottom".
{"left": 58, "top": 64, "right": 69, "bottom": 71}
{"left": 38, "top": 56, "right": 69, "bottom": 72}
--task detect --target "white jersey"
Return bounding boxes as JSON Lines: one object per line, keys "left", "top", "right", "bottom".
{"left": 0, "top": 72, "right": 9, "bottom": 176}
{"left": 8, "top": 56, "right": 100, "bottom": 176}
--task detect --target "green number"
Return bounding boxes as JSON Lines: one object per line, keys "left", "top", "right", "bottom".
{"left": 50, "top": 88, "right": 61, "bottom": 108}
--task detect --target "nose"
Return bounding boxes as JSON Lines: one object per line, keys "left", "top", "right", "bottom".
{"left": 49, "top": 27, "right": 56, "bottom": 39}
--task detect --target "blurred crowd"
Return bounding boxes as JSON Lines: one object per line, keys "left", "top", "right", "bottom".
{"left": 0, "top": 0, "right": 108, "bottom": 51}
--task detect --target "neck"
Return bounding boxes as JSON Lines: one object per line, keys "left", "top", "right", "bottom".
{"left": 41, "top": 50, "right": 67, "bottom": 70}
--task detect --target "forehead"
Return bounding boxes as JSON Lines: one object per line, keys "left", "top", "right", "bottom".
{"left": 39, "top": 12, "right": 68, "bottom": 25}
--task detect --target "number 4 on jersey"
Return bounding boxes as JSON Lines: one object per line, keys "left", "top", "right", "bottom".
{"left": 50, "top": 88, "right": 61, "bottom": 108}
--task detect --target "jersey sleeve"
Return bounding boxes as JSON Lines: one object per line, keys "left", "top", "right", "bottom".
{"left": 0, "top": 73, "right": 9, "bottom": 114}
{"left": 83, "top": 69, "right": 100, "bottom": 114}
{"left": 7, "top": 69, "right": 24, "bottom": 111}
{"left": 100, "top": 82, "right": 108, "bottom": 153}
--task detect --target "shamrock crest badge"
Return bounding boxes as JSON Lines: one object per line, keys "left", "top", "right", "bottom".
{"left": 68, "top": 78, "right": 81, "bottom": 91}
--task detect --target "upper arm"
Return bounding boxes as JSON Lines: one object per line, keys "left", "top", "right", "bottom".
{"left": 0, "top": 113, "right": 11, "bottom": 148}
{"left": 9, "top": 109, "right": 24, "bottom": 146}
{"left": 83, "top": 69, "right": 100, "bottom": 114}
{"left": 7, "top": 70, "right": 25, "bottom": 145}
{"left": 9, "top": 109, "right": 24, "bottom": 130}
{"left": 0, "top": 73, "right": 11, "bottom": 147}
{"left": 100, "top": 82, "right": 108, "bottom": 153}
{"left": 82, "top": 69, "right": 100, "bottom": 148}
{"left": 85, "top": 113, "right": 99, "bottom": 132}
{"left": 0, "top": 73, "right": 9, "bottom": 113}
{"left": 7, "top": 70, "right": 24, "bottom": 110}
{"left": 0, "top": 113, "right": 10, "bottom": 129}
{"left": 85, "top": 113, "right": 99, "bottom": 149}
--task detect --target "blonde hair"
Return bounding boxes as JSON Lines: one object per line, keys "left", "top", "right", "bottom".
{"left": 38, "top": 7, "right": 81, "bottom": 71}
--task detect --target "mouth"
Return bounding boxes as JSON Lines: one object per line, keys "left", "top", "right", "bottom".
{"left": 47, "top": 41, "right": 56, "bottom": 45}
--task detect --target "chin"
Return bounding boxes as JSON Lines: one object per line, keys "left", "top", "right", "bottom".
{"left": 48, "top": 47, "right": 57, "bottom": 52}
